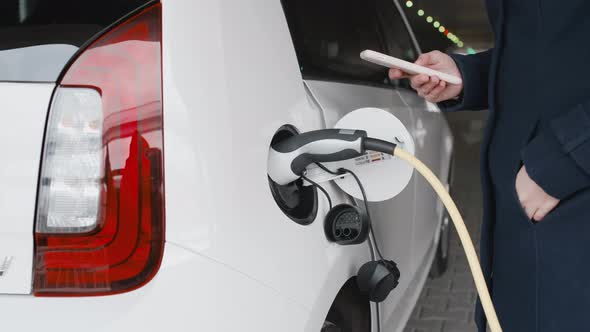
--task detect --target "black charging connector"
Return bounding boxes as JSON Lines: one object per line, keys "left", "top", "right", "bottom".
{"left": 362, "top": 137, "right": 397, "bottom": 155}
{"left": 315, "top": 162, "right": 401, "bottom": 303}
{"left": 324, "top": 204, "right": 369, "bottom": 245}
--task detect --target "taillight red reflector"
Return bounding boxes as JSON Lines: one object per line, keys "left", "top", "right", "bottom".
{"left": 34, "top": 3, "right": 165, "bottom": 296}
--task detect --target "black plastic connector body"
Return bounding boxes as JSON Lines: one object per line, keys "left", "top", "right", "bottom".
{"left": 362, "top": 137, "right": 397, "bottom": 155}
{"left": 324, "top": 204, "right": 369, "bottom": 245}
{"left": 357, "top": 260, "right": 401, "bottom": 303}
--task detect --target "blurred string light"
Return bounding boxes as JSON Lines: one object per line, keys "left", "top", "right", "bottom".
{"left": 405, "top": 1, "right": 466, "bottom": 48}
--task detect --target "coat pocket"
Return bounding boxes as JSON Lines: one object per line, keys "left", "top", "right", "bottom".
{"left": 511, "top": 120, "right": 541, "bottom": 225}
{"left": 511, "top": 160, "right": 535, "bottom": 224}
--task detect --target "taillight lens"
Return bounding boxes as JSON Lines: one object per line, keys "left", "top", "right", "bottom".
{"left": 34, "top": 3, "right": 165, "bottom": 296}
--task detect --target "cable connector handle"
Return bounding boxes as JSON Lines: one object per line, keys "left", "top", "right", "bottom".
{"left": 362, "top": 137, "right": 398, "bottom": 155}
{"left": 268, "top": 129, "right": 368, "bottom": 185}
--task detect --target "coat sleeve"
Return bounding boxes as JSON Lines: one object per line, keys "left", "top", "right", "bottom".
{"left": 522, "top": 102, "right": 590, "bottom": 199}
{"left": 438, "top": 49, "right": 493, "bottom": 112}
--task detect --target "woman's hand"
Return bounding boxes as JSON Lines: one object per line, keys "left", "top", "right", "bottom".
{"left": 515, "top": 166, "right": 560, "bottom": 221}
{"left": 389, "top": 51, "right": 463, "bottom": 103}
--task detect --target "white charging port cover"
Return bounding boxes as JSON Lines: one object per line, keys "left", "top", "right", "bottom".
{"left": 320, "top": 107, "right": 415, "bottom": 202}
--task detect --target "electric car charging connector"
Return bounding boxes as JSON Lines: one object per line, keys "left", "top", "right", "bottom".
{"left": 267, "top": 128, "right": 503, "bottom": 332}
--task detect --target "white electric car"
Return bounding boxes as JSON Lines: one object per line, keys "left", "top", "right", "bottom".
{"left": 0, "top": 0, "right": 453, "bottom": 331}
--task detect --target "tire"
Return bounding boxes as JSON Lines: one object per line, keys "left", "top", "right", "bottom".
{"left": 430, "top": 210, "right": 451, "bottom": 278}
{"left": 322, "top": 279, "right": 371, "bottom": 332}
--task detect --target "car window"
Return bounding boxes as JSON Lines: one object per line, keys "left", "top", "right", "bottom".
{"left": 376, "top": 0, "right": 418, "bottom": 63}
{"left": 281, "top": 0, "right": 391, "bottom": 86}
{"left": 375, "top": 0, "right": 418, "bottom": 88}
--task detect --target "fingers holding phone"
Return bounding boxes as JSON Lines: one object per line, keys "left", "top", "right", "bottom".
{"left": 389, "top": 51, "right": 464, "bottom": 103}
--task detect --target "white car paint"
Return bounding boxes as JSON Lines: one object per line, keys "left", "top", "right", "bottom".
{"left": 161, "top": 0, "right": 372, "bottom": 326}
{"left": 0, "top": 0, "right": 453, "bottom": 331}
{"left": 303, "top": 80, "right": 452, "bottom": 331}
{"left": 0, "top": 82, "right": 54, "bottom": 294}
{"left": 0, "top": 243, "right": 311, "bottom": 331}
{"left": 302, "top": 80, "right": 419, "bottom": 326}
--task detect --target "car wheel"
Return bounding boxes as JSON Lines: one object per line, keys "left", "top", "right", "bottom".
{"left": 322, "top": 307, "right": 369, "bottom": 332}
{"left": 321, "top": 321, "right": 341, "bottom": 332}
{"left": 322, "top": 279, "right": 371, "bottom": 332}
{"left": 429, "top": 210, "right": 451, "bottom": 278}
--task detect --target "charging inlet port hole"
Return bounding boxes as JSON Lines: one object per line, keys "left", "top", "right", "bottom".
{"left": 268, "top": 125, "right": 318, "bottom": 225}
{"left": 324, "top": 204, "right": 369, "bottom": 245}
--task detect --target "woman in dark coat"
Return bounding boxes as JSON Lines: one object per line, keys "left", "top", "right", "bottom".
{"left": 390, "top": 1, "right": 590, "bottom": 331}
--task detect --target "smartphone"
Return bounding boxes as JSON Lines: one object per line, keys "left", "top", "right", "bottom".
{"left": 360, "top": 50, "right": 462, "bottom": 85}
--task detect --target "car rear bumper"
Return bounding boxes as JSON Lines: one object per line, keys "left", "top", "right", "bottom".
{"left": 0, "top": 242, "right": 310, "bottom": 331}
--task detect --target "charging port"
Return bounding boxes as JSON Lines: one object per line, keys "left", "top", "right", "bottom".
{"left": 324, "top": 204, "right": 369, "bottom": 245}
{"left": 268, "top": 125, "right": 318, "bottom": 225}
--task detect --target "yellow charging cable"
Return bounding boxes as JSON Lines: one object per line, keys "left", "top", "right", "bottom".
{"left": 394, "top": 148, "right": 502, "bottom": 332}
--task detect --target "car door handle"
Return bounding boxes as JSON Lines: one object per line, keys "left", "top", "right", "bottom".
{"left": 413, "top": 119, "right": 427, "bottom": 147}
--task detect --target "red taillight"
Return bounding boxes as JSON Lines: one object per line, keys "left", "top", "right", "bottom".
{"left": 34, "top": 3, "right": 165, "bottom": 296}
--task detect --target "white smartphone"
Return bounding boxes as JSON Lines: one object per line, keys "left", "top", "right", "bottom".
{"left": 360, "top": 49, "right": 462, "bottom": 85}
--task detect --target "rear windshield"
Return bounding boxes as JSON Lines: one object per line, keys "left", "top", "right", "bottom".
{"left": 0, "top": 0, "right": 151, "bottom": 82}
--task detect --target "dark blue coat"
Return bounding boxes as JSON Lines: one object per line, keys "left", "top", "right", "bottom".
{"left": 441, "top": 1, "right": 590, "bottom": 331}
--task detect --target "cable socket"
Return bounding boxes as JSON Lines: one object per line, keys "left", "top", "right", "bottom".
{"left": 324, "top": 204, "right": 369, "bottom": 245}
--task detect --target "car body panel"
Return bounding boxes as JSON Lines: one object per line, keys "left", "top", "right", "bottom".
{"left": 384, "top": 89, "right": 453, "bottom": 332}
{"left": 382, "top": 232, "right": 438, "bottom": 332}
{"left": 0, "top": 45, "right": 78, "bottom": 82}
{"left": 302, "top": 80, "right": 417, "bottom": 319}
{"left": 0, "top": 0, "right": 454, "bottom": 331}
{"left": 398, "top": 89, "right": 453, "bottom": 273}
{"left": 0, "top": 242, "right": 311, "bottom": 331}
{"left": 160, "top": 0, "right": 372, "bottom": 323}
{"left": 0, "top": 82, "right": 54, "bottom": 295}
{"left": 303, "top": 79, "right": 453, "bottom": 331}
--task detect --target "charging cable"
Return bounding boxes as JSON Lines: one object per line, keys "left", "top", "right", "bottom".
{"left": 268, "top": 130, "right": 502, "bottom": 332}
{"left": 341, "top": 168, "right": 386, "bottom": 261}
{"left": 301, "top": 174, "right": 333, "bottom": 210}
{"left": 314, "top": 163, "right": 386, "bottom": 260}
{"left": 363, "top": 137, "right": 501, "bottom": 331}
{"left": 392, "top": 146, "right": 501, "bottom": 332}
